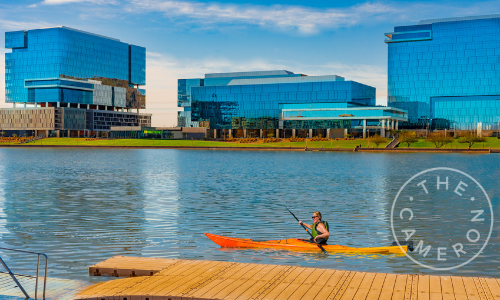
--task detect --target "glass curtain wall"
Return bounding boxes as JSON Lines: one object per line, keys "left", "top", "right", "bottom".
{"left": 5, "top": 27, "right": 146, "bottom": 108}
{"left": 386, "top": 16, "right": 500, "bottom": 129}
{"left": 191, "top": 81, "right": 375, "bottom": 129}
{"left": 280, "top": 103, "right": 407, "bottom": 129}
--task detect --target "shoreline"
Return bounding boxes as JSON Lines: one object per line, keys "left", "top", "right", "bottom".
{"left": 0, "top": 144, "right": 494, "bottom": 153}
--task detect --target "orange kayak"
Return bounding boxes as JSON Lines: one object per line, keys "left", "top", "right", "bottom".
{"left": 205, "top": 233, "right": 407, "bottom": 254}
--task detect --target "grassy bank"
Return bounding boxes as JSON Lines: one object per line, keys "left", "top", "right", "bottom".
{"left": 399, "top": 137, "right": 499, "bottom": 149}
{"left": 20, "top": 138, "right": 382, "bottom": 148}
{"left": 11, "top": 137, "right": 500, "bottom": 149}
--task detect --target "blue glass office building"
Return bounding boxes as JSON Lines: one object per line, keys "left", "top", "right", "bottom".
{"left": 178, "top": 71, "right": 376, "bottom": 131}
{"left": 5, "top": 26, "right": 145, "bottom": 108}
{"left": 3, "top": 26, "right": 150, "bottom": 136}
{"left": 386, "top": 14, "right": 500, "bottom": 130}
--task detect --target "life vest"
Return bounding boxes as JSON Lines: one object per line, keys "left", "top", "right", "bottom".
{"left": 311, "top": 221, "right": 329, "bottom": 239}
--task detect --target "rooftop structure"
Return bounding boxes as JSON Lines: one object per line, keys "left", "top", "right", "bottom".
{"left": 205, "top": 70, "right": 297, "bottom": 78}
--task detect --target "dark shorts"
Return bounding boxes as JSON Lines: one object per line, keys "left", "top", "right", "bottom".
{"left": 309, "top": 238, "right": 328, "bottom": 245}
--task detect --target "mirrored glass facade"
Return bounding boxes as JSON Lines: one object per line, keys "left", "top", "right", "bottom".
{"left": 431, "top": 95, "right": 500, "bottom": 130}
{"left": 386, "top": 15, "right": 500, "bottom": 129}
{"left": 178, "top": 71, "right": 375, "bottom": 129}
{"left": 5, "top": 26, "right": 146, "bottom": 109}
{"left": 280, "top": 102, "right": 407, "bottom": 129}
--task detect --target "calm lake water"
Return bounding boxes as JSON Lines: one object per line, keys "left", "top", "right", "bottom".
{"left": 0, "top": 148, "right": 498, "bottom": 283}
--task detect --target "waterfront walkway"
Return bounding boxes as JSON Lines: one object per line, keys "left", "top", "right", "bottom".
{"left": 74, "top": 256, "right": 500, "bottom": 300}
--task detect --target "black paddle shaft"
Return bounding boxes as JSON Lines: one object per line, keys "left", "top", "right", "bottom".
{"left": 283, "top": 206, "right": 328, "bottom": 255}
{"left": 285, "top": 207, "right": 313, "bottom": 238}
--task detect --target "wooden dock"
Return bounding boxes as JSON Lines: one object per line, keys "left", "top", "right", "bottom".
{"left": 74, "top": 256, "right": 500, "bottom": 300}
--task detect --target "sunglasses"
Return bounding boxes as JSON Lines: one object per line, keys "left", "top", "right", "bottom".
{"left": 312, "top": 216, "right": 319, "bottom": 219}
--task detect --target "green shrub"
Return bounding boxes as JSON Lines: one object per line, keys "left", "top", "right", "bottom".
{"left": 399, "top": 131, "right": 418, "bottom": 148}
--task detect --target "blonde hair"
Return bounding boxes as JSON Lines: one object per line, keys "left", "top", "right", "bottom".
{"left": 313, "top": 211, "right": 322, "bottom": 222}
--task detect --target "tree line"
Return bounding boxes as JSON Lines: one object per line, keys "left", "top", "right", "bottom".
{"left": 398, "top": 131, "right": 486, "bottom": 149}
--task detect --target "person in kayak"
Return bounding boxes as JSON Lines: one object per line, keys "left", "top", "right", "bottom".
{"left": 298, "top": 211, "right": 329, "bottom": 244}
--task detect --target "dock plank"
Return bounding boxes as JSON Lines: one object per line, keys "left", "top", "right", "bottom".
{"left": 312, "top": 270, "right": 349, "bottom": 300}
{"left": 210, "top": 263, "right": 269, "bottom": 299}
{"left": 450, "top": 276, "right": 467, "bottom": 300}
{"left": 461, "top": 277, "right": 480, "bottom": 300}
{"left": 351, "top": 272, "right": 375, "bottom": 300}
{"left": 145, "top": 261, "right": 226, "bottom": 296}
{"left": 408, "top": 274, "right": 418, "bottom": 300}
{"left": 188, "top": 263, "right": 258, "bottom": 299}
{"left": 216, "top": 264, "right": 278, "bottom": 300}
{"left": 155, "top": 261, "right": 231, "bottom": 296}
{"left": 391, "top": 274, "right": 408, "bottom": 300}
{"left": 429, "top": 276, "right": 442, "bottom": 300}
{"left": 274, "top": 267, "right": 316, "bottom": 300}
{"left": 248, "top": 266, "right": 297, "bottom": 300}
{"left": 440, "top": 276, "right": 455, "bottom": 300}
{"left": 339, "top": 272, "right": 368, "bottom": 300}
{"left": 298, "top": 269, "right": 337, "bottom": 300}
{"left": 232, "top": 265, "right": 289, "bottom": 300}
{"left": 484, "top": 277, "right": 500, "bottom": 300}
{"left": 184, "top": 263, "right": 242, "bottom": 298}
{"left": 332, "top": 270, "right": 357, "bottom": 300}
{"left": 379, "top": 273, "right": 397, "bottom": 300}
{"left": 365, "top": 272, "right": 386, "bottom": 300}
{"left": 257, "top": 266, "right": 306, "bottom": 300}
{"left": 417, "top": 275, "right": 429, "bottom": 300}
{"left": 287, "top": 268, "right": 325, "bottom": 300}
{"left": 471, "top": 277, "right": 488, "bottom": 300}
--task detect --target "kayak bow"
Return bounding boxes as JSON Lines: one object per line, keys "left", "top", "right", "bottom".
{"left": 205, "top": 233, "right": 407, "bottom": 254}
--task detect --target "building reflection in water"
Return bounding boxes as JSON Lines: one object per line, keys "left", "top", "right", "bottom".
{"left": 0, "top": 148, "right": 150, "bottom": 279}
{"left": 139, "top": 149, "right": 180, "bottom": 257}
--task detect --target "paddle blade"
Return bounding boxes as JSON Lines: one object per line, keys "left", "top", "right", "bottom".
{"left": 392, "top": 241, "right": 414, "bottom": 252}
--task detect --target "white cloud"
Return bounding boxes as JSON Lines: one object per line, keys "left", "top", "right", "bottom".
{"left": 128, "top": 0, "right": 399, "bottom": 34}
{"left": 27, "top": 0, "right": 500, "bottom": 35}
{"left": 126, "top": 0, "right": 500, "bottom": 35}
{"left": 146, "top": 51, "right": 162, "bottom": 58}
{"left": 40, "top": 0, "right": 115, "bottom": 4}
{"left": 0, "top": 20, "right": 56, "bottom": 31}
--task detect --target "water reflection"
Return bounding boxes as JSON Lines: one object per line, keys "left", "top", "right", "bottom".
{"left": 0, "top": 149, "right": 150, "bottom": 278}
{"left": 0, "top": 149, "right": 498, "bottom": 281}
{"left": 141, "top": 150, "right": 180, "bottom": 257}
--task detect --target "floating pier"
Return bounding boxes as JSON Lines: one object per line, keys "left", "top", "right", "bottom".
{"left": 75, "top": 256, "right": 500, "bottom": 300}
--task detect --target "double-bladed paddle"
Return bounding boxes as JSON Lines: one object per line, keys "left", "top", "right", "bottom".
{"left": 283, "top": 205, "right": 328, "bottom": 255}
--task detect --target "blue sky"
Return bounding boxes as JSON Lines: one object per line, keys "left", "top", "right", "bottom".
{"left": 1, "top": 0, "right": 500, "bottom": 126}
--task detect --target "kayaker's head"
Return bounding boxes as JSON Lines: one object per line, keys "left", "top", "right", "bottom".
{"left": 312, "top": 211, "right": 322, "bottom": 224}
